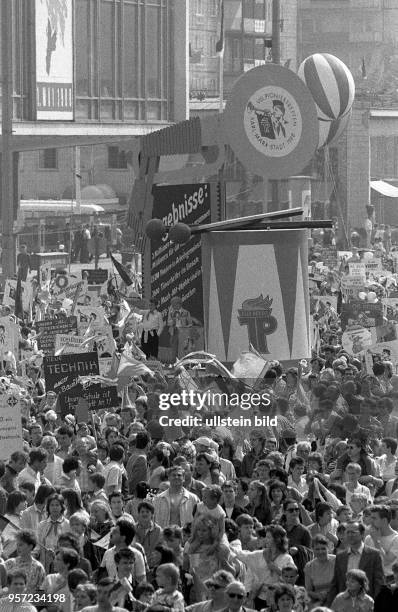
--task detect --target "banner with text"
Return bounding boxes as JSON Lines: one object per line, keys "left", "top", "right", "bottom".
{"left": 151, "top": 183, "right": 211, "bottom": 351}
{"left": 43, "top": 352, "right": 99, "bottom": 395}
{"left": 36, "top": 316, "right": 78, "bottom": 354}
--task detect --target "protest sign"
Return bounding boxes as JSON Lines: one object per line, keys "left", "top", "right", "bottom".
{"left": 340, "top": 275, "right": 366, "bottom": 302}
{"left": 76, "top": 291, "right": 101, "bottom": 307}
{"left": 315, "top": 246, "right": 338, "bottom": 268}
{"left": 36, "top": 316, "right": 78, "bottom": 354}
{"left": 382, "top": 298, "right": 398, "bottom": 322}
{"left": 53, "top": 277, "right": 86, "bottom": 302}
{"left": 340, "top": 302, "right": 383, "bottom": 331}
{"left": 338, "top": 251, "right": 352, "bottom": 262}
{"left": 54, "top": 334, "right": 86, "bottom": 355}
{"left": 39, "top": 262, "right": 52, "bottom": 290}
{"left": 43, "top": 351, "right": 99, "bottom": 395}
{"left": 99, "top": 357, "right": 113, "bottom": 376}
{"left": 76, "top": 306, "right": 106, "bottom": 332}
{"left": 0, "top": 389, "right": 23, "bottom": 459}
{"left": 375, "top": 322, "right": 397, "bottom": 343}
{"left": 82, "top": 269, "right": 108, "bottom": 285}
{"left": 61, "top": 384, "right": 119, "bottom": 413}
{"left": 88, "top": 327, "right": 116, "bottom": 358}
{"left": 365, "top": 258, "right": 382, "bottom": 277}
{"left": 362, "top": 340, "right": 398, "bottom": 374}
{"left": 342, "top": 327, "right": 373, "bottom": 355}
{"left": 3, "top": 279, "right": 32, "bottom": 313}
{"left": 348, "top": 261, "right": 366, "bottom": 279}
{"left": 0, "top": 316, "right": 19, "bottom": 355}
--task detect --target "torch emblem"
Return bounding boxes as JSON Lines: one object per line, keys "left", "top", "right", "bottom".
{"left": 238, "top": 294, "right": 277, "bottom": 354}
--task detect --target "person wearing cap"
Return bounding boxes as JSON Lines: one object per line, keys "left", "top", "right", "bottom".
{"left": 240, "top": 429, "right": 268, "bottom": 481}
{"left": 186, "top": 570, "right": 235, "bottom": 612}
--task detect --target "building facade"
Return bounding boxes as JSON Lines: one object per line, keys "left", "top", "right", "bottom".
{"left": 299, "top": 0, "right": 398, "bottom": 236}
{"left": 1, "top": 0, "right": 189, "bottom": 206}
{"left": 190, "top": 0, "right": 298, "bottom": 100}
{"left": 189, "top": 0, "right": 298, "bottom": 219}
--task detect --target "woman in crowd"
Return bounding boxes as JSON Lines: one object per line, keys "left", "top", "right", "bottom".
{"left": 235, "top": 525, "right": 295, "bottom": 610}
{"left": 330, "top": 569, "right": 374, "bottom": 612}
{"left": 37, "top": 493, "right": 70, "bottom": 572}
{"left": 184, "top": 515, "right": 235, "bottom": 603}
{"left": 246, "top": 480, "right": 272, "bottom": 525}
{"left": 304, "top": 534, "right": 336, "bottom": 609}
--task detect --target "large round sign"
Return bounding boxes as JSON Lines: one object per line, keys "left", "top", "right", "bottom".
{"left": 223, "top": 64, "right": 319, "bottom": 179}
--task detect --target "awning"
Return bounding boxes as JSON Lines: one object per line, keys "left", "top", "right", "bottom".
{"left": 370, "top": 180, "right": 398, "bottom": 198}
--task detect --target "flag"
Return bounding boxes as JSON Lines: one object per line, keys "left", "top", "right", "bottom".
{"left": 215, "top": 0, "right": 224, "bottom": 55}
{"left": 110, "top": 253, "right": 133, "bottom": 286}
{"left": 14, "top": 273, "right": 24, "bottom": 320}
{"left": 361, "top": 57, "right": 367, "bottom": 79}
{"left": 117, "top": 353, "right": 154, "bottom": 379}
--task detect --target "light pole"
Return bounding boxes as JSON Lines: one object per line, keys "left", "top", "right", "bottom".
{"left": 1, "top": 0, "right": 17, "bottom": 279}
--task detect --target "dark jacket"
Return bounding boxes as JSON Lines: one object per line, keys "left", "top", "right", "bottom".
{"left": 221, "top": 504, "right": 246, "bottom": 522}
{"left": 374, "top": 584, "right": 398, "bottom": 612}
{"left": 326, "top": 545, "right": 385, "bottom": 605}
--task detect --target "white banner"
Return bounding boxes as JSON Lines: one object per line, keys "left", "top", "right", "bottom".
{"left": 0, "top": 390, "right": 23, "bottom": 460}
{"left": 3, "top": 279, "right": 32, "bottom": 313}
{"left": 35, "top": 0, "right": 73, "bottom": 120}
{"left": 55, "top": 334, "right": 86, "bottom": 355}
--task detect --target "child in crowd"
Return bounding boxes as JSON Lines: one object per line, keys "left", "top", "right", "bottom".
{"left": 349, "top": 493, "right": 369, "bottom": 522}
{"left": 152, "top": 563, "right": 185, "bottom": 612}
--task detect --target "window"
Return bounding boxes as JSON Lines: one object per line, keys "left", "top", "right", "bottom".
{"left": 108, "top": 147, "right": 128, "bottom": 169}
{"left": 243, "top": 0, "right": 266, "bottom": 19}
{"left": 75, "top": 0, "right": 170, "bottom": 121}
{"left": 38, "top": 149, "right": 58, "bottom": 170}
{"left": 209, "top": 0, "right": 218, "bottom": 16}
{"left": 196, "top": 0, "right": 204, "bottom": 15}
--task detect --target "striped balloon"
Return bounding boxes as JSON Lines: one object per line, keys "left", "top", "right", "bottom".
{"left": 318, "top": 109, "right": 352, "bottom": 148}
{"left": 298, "top": 53, "right": 355, "bottom": 121}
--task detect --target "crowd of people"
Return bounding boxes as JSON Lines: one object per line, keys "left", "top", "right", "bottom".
{"left": 2, "top": 241, "right": 398, "bottom": 612}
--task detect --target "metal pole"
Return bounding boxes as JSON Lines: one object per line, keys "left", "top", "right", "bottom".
{"left": 272, "top": 0, "right": 281, "bottom": 65}
{"left": 219, "top": 51, "right": 224, "bottom": 115}
{"left": 1, "top": 0, "right": 16, "bottom": 278}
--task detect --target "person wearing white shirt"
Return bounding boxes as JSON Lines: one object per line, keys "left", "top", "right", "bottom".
{"left": 41, "top": 435, "right": 64, "bottom": 486}
{"left": 16, "top": 448, "right": 49, "bottom": 493}
{"left": 344, "top": 462, "right": 373, "bottom": 505}
{"left": 103, "top": 446, "right": 125, "bottom": 496}
{"left": 0, "top": 569, "right": 37, "bottom": 612}
{"left": 365, "top": 505, "right": 398, "bottom": 581}
{"left": 287, "top": 457, "right": 308, "bottom": 497}
{"left": 376, "top": 438, "right": 397, "bottom": 484}
{"left": 132, "top": 300, "right": 163, "bottom": 359}
{"left": 100, "top": 519, "right": 146, "bottom": 583}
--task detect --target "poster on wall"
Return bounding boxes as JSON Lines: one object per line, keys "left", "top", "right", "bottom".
{"left": 35, "top": 0, "right": 73, "bottom": 120}
{"left": 150, "top": 184, "right": 211, "bottom": 355}
{"left": 202, "top": 230, "right": 310, "bottom": 364}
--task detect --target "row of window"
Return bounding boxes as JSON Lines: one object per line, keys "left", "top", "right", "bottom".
{"left": 193, "top": 0, "right": 271, "bottom": 19}
{"left": 0, "top": 0, "right": 172, "bottom": 122}
{"left": 37, "top": 147, "right": 128, "bottom": 170}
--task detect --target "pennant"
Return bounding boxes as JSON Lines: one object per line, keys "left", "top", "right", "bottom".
{"left": 117, "top": 353, "right": 154, "bottom": 379}
{"left": 215, "top": 0, "right": 224, "bottom": 55}
{"left": 110, "top": 253, "right": 133, "bottom": 286}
